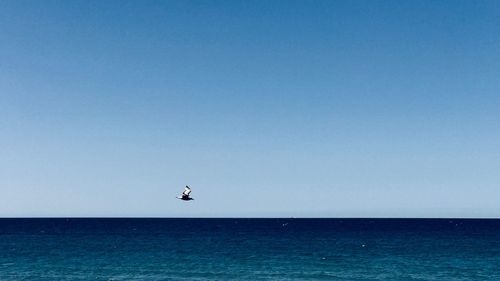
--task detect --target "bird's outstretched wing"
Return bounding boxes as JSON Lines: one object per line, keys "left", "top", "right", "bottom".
{"left": 182, "top": 186, "right": 192, "bottom": 196}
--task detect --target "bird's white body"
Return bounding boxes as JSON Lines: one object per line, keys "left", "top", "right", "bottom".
{"left": 177, "top": 186, "right": 194, "bottom": 201}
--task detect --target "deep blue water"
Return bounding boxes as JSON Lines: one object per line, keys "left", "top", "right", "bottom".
{"left": 1, "top": 218, "right": 500, "bottom": 280}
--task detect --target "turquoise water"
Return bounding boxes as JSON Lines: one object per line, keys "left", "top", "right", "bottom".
{"left": 1, "top": 218, "right": 500, "bottom": 280}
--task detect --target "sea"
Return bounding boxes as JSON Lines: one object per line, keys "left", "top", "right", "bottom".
{"left": 1, "top": 218, "right": 499, "bottom": 280}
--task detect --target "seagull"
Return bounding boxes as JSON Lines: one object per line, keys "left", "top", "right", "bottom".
{"left": 177, "top": 185, "right": 194, "bottom": 201}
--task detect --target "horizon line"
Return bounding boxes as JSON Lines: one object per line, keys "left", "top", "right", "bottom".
{"left": 1, "top": 217, "right": 500, "bottom": 220}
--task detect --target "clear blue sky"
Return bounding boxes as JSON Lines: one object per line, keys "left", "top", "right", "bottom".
{"left": 1, "top": 0, "right": 499, "bottom": 217}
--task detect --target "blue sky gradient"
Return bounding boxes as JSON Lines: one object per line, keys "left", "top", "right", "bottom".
{"left": 1, "top": 0, "right": 499, "bottom": 217}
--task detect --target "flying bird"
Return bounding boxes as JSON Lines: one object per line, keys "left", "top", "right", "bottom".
{"left": 177, "top": 185, "right": 194, "bottom": 201}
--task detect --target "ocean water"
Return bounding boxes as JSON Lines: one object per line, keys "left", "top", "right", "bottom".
{"left": 1, "top": 219, "right": 500, "bottom": 280}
